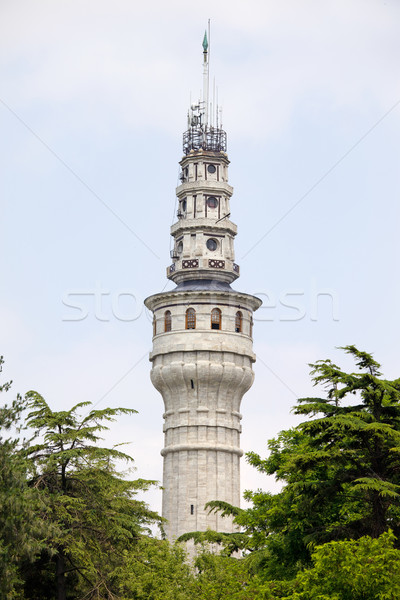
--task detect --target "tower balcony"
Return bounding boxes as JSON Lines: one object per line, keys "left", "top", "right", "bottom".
{"left": 166, "top": 257, "right": 240, "bottom": 284}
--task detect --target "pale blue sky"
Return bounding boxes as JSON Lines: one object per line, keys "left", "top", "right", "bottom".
{"left": 1, "top": 0, "right": 400, "bottom": 513}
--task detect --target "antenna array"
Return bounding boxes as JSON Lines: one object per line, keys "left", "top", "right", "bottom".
{"left": 183, "top": 24, "right": 227, "bottom": 155}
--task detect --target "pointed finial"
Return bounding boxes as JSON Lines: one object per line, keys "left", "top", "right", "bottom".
{"left": 202, "top": 31, "right": 208, "bottom": 52}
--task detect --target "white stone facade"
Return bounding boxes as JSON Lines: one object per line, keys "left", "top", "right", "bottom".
{"left": 146, "top": 289, "right": 260, "bottom": 539}
{"left": 144, "top": 40, "right": 261, "bottom": 541}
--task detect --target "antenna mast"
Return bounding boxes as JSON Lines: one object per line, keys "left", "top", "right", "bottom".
{"left": 182, "top": 24, "right": 227, "bottom": 155}
{"left": 202, "top": 27, "right": 209, "bottom": 128}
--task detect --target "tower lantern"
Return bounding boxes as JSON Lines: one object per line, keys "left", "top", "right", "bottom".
{"left": 144, "top": 33, "right": 261, "bottom": 542}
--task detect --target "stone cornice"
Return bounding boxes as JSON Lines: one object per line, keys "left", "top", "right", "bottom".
{"left": 144, "top": 288, "right": 262, "bottom": 312}
{"left": 179, "top": 149, "right": 230, "bottom": 166}
{"left": 161, "top": 443, "right": 243, "bottom": 457}
{"left": 176, "top": 179, "right": 234, "bottom": 197}
{"left": 170, "top": 217, "right": 237, "bottom": 237}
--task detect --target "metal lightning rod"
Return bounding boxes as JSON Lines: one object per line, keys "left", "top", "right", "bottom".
{"left": 202, "top": 23, "right": 210, "bottom": 128}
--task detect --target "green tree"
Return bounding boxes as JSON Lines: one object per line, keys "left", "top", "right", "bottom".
{"left": 186, "top": 544, "right": 294, "bottom": 600}
{"left": 203, "top": 346, "right": 400, "bottom": 579}
{"left": 248, "top": 346, "right": 400, "bottom": 575}
{"left": 289, "top": 531, "right": 400, "bottom": 600}
{"left": 0, "top": 357, "right": 50, "bottom": 600}
{"left": 115, "top": 537, "right": 193, "bottom": 600}
{"left": 23, "top": 391, "right": 161, "bottom": 600}
{"left": 190, "top": 548, "right": 254, "bottom": 600}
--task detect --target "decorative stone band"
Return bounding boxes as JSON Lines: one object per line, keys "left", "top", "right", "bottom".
{"left": 161, "top": 443, "right": 243, "bottom": 457}
{"left": 163, "top": 409, "right": 243, "bottom": 420}
{"left": 208, "top": 259, "right": 225, "bottom": 268}
{"left": 163, "top": 425, "right": 242, "bottom": 434}
{"left": 182, "top": 259, "right": 199, "bottom": 268}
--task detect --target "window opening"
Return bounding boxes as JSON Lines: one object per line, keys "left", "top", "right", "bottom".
{"left": 190, "top": 504, "right": 194, "bottom": 515}
{"left": 211, "top": 308, "right": 221, "bottom": 330}
{"left": 207, "top": 196, "right": 218, "bottom": 209}
{"left": 186, "top": 308, "right": 196, "bottom": 329}
{"left": 164, "top": 310, "right": 171, "bottom": 332}
{"left": 206, "top": 238, "right": 217, "bottom": 251}
{"left": 235, "top": 311, "right": 243, "bottom": 333}
{"left": 191, "top": 379, "right": 194, "bottom": 389}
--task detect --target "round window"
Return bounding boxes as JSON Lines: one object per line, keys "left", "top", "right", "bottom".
{"left": 207, "top": 196, "right": 218, "bottom": 209}
{"left": 206, "top": 238, "right": 218, "bottom": 251}
{"left": 182, "top": 199, "right": 187, "bottom": 212}
{"left": 207, "top": 164, "right": 216, "bottom": 174}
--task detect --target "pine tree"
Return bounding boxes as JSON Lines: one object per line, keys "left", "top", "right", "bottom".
{"left": 0, "top": 358, "right": 48, "bottom": 599}
{"left": 245, "top": 345, "right": 400, "bottom": 575}
{"left": 23, "top": 391, "right": 161, "bottom": 600}
{"left": 197, "top": 347, "right": 400, "bottom": 579}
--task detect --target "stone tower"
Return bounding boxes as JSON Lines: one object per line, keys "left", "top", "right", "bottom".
{"left": 144, "top": 33, "right": 261, "bottom": 542}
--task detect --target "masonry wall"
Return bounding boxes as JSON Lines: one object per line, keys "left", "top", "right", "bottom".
{"left": 147, "top": 289, "right": 257, "bottom": 540}
{"left": 152, "top": 348, "right": 253, "bottom": 540}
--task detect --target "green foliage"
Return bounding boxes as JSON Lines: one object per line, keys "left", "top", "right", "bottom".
{"left": 120, "top": 539, "right": 284, "bottom": 600}
{"left": 22, "top": 390, "right": 162, "bottom": 599}
{"left": 245, "top": 346, "right": 400, "bottom": 576}
{"left": 201, "top": 346, "right": 400, "bottom": 583}
{"left": 289, "top": 531, "right": 400, "bottom": 600}
{"left": 178, "top": 527, "right": 250, "bottom": 557}
{"left": 0, "top": 358, "right": 50, "bottom": 600}
{"left": 191, "top": 547, "right": 257, "bottom": 600}
{"left": 115, "top": 537, "right": 192, "bottom": 600}
{"left": 3, "top": 346, "right": 399, "bottom": 598}
{"left": 186, "top": 547, "right": 296, "bottom": 600}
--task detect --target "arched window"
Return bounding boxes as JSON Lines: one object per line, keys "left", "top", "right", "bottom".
{"left": 235, "top": 311, "right": 243, "bottom": 333}
{"left": 186, "top": 308, "right": 196, "bottom": 329}
{"left": 153, "top": 315, "right": 156, "bottom": 337}
{"left": 164, "top": 310, "right": 171, "bottom": 332}
{"left": 211, "top": 308, "right": 222, "bottom": 330}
